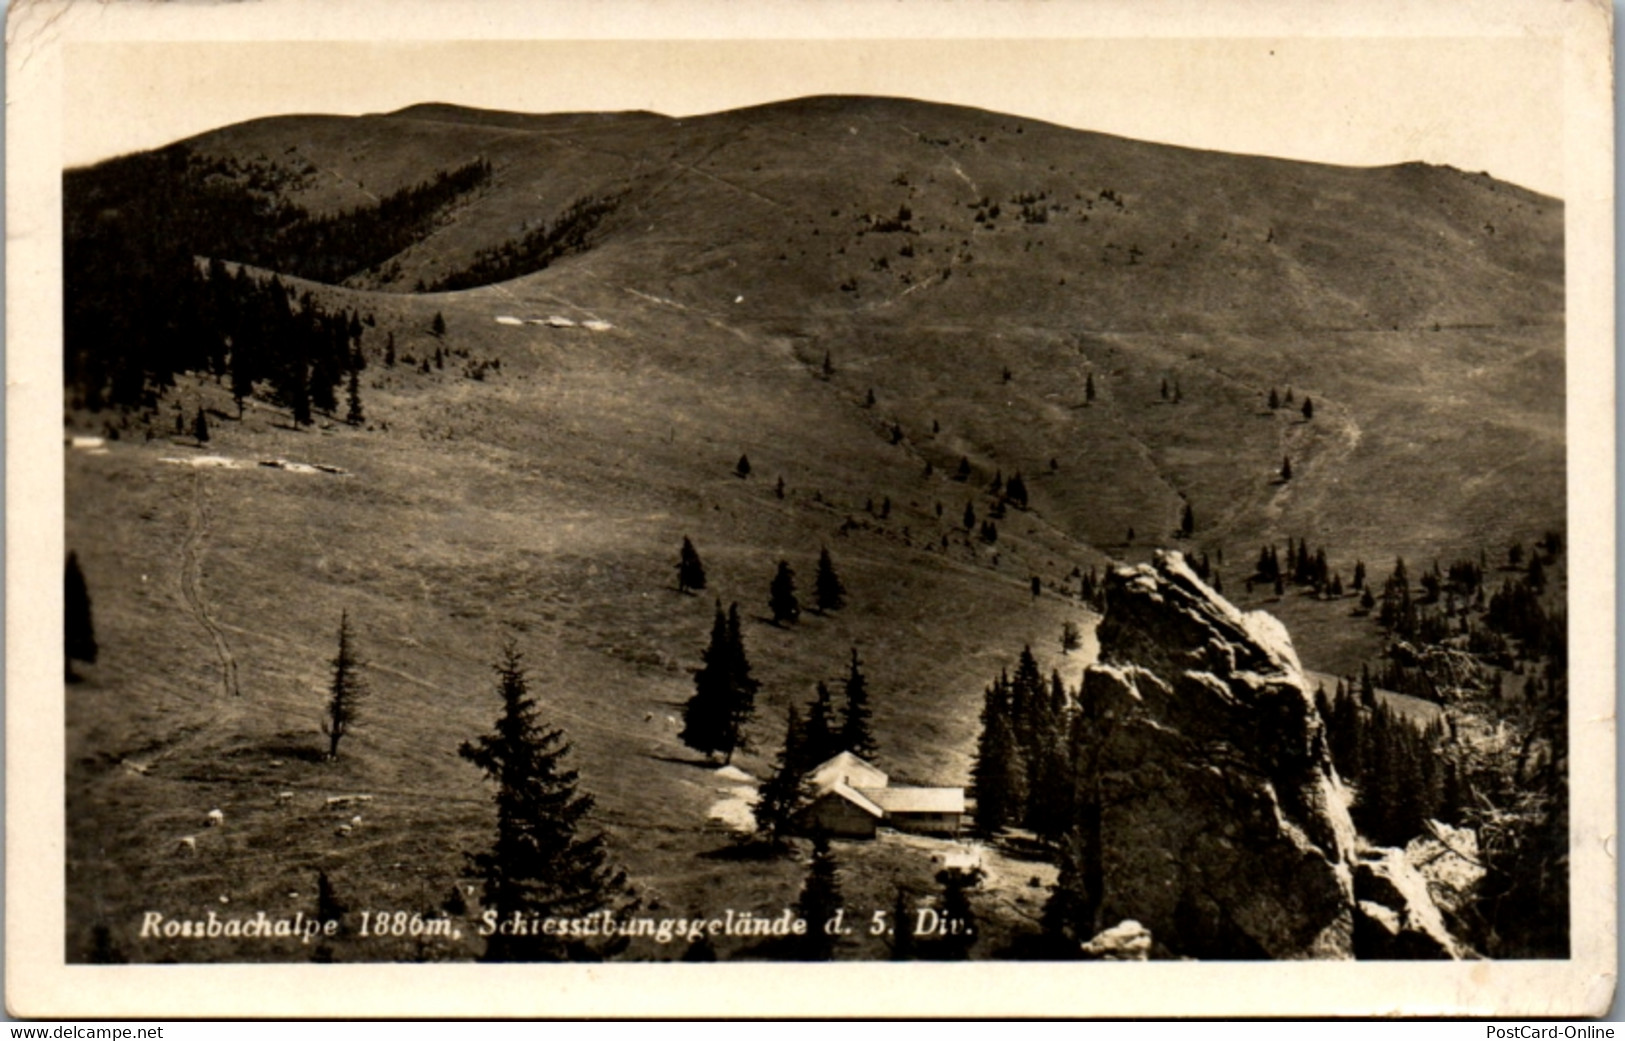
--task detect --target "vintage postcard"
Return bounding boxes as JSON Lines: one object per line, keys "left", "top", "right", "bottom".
{"left": 6, "top": 0, "right": 1615, "bottom": 1019}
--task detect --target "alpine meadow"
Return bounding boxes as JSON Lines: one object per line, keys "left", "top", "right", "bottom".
{"left": 62, "top": 95, "right": 1566, "bottom": 964}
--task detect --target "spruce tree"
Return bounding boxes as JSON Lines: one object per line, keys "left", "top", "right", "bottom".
{"left": 1301, "top": 396, "right": 1315, "bottom": 421}
{"left": 971, "top": 676, "right": 1025, "bottom": 834}
{"left": 323, "top": 610, "right": 367, "bottom": 759}
{"left": 735, "top": 454, "right": 752, "bottom": 479}
{"left": 312, "top": 870, "right": 347, "bottom": 963}
{"left": 804, "top": 682, "right": 839, "bottom": 767}
{"left": 930, "top": 867, "right": 983, "bottom": 960}
{"left": 753, "top": 705, "right": 810, "bottom": 847}
{"left": 345, "top": 369, "right": 364, "bottom": 426}
{"left": 459, "top": 642, "right": 634, "bottom": 961}
{"left": 431, "top": 311, "right": 446, "bottom": 338}
{"left": 1085, "top": 373, "right": 1096, "bottom": 403}
{"left": 1268, "top": 388, "right": 1280, "bottom": 409}
{"left": 675, "top": 536, "right": 707, "bottom": 594}
{"left": 65, "top": 552, "right": 98, "bottom": 677}
{"left": 194, "top": 408, "right": 210, "bottom": 445}
{"left": 1041, "top": 829, "right": 1094, "bottom": 957}
{"left": 794, "top": 835, "right": 843, "bottom": 960}
{"left": 1280, "top": 455, "right": 1293, "bottom": 481}
{"left": 839, "top": 648, "right": 878, "bottom": 760}
{"left": 384, "top": 332, "right": 396, "bottom": 367}
{"left": 1180, "top": 502, "right": 1194, "bottom": 538}
{"left": 769, "top": 560, "right": 801, "bottom": 626}
{"left": 681, "top": 603, "right": 759, "bottom": 763}
{"left": 814, "top": 547, "right": 846, "bottom": 613}
{"left": 889, "top": 886, "right": 916, "bottom": 960}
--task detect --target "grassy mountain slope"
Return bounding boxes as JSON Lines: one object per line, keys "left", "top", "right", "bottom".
{"left": 64, "top": 94, "right": 1563, "bottom": 962}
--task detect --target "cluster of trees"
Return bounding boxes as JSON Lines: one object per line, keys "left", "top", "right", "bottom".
{"left": 1249, "top": 538, "right": 1353, "bottom": 600}
{"left": 425, "top": 195, "right": 619, "bottom": 292}
{"left": 1314, "top": 684, "right": 1465, "bottom": 847}
{"left": 64, "top": 146, "right": 489, "bottom": 410}
{"left": 752, "top": 650, "right": 880, "bottom": 845}
{"left": 971, "top": 647, "right": 1073, "bottom": 839}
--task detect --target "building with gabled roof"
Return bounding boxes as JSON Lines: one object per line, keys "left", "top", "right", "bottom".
{"left": 795, "top": 752, "right": 964, "bottom": 839}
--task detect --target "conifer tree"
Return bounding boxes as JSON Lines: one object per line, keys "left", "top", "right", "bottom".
{"left": 311, "top": 869, "right": 347, "bottom": 963}
{"left": 794, "top": 835, "right": 843, "bottom": 960}
{"left": 323, "top": 610, "right": 367, "bottom": 759}
{"left": 1061, "top": 620, "right": 1081, "bottom": 655}
{"left": 1040, "top": 829, "right": 1094, "bottom": 957}
{"left": 839, "top": 648, "right": 878, "bottom": 760}
{"left": 821, "top": 350, "right": 834, "bottom": 379}
{"left": 889, "top": 886, "right": 916, "bottom": 960}
{"left": 769, "top": 560, "right": 801, "bottom": 626}
{"left": 814, "top": 547, "right": 846, "bottom": 613}
{"left": 971, "top": 675, "right": 1025, "bottom": 834}
{"left": 963, "top": 502, "right": 976, "bottom": 531}
{"left": 1301, "top": 396, "right": 1315, "bottom": 421}
{"left": 345, "top": 368, "right": 364, "bottom": 425}
{"left": 675, "top": 536, "right": 707, "bottom": 594}
{"left": 753, "top": 705, "right": 810, "bottom": 847}
{"left": 384, "top": 332, "right": 396, "bottom": 367}
{"left": 431, "top": 311, "right": 446, "bottom": 338}
{"left": 1006, "top": 472, "right": 1029, "bottom": 508}
{"left": 65, "top": 552, "right": 98, "bottom": 678}
{"left": 459, "top": 642, "right": 634, "bottom": 961}
{"left": 955, "top": 456, "right": 972, "bottom": 481}
{"left": 804, "top": 682, "right": 839, "bottom": 767}
{"left": 1085, "top": 373, "right": 1096, "bottom": 403}
{"left": 1180, "top": 502, "right": 1194, "bottom": 538}
{"left": 1280, "top": 455, "right": 1293, "bottom": 481}
{"left": 930, "top": 867, "right": 983, "bottom": 960}
{"left": 681, "top": 603, "right": 759, "bottom": 763}
{"left": 735, "top": 454, "right": 752, "bottom": 479}
{"left": 194, "top": 408, "right": 210, "bottom": 445}
{"left": 1268, "top": 388, "right": 1280, "bottom": 409}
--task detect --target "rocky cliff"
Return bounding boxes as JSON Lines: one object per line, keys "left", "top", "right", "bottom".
{"left": 1075, "top": 551, "right": 1462, "bottom": 959}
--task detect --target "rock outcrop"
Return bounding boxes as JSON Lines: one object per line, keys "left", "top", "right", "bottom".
{"left": 1074, "top": 551, "right": 1463, "bottom": 959}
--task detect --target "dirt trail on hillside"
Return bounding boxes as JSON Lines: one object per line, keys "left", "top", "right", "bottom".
{"left": 180, "top": 471, "right": 241, "bottom": 698}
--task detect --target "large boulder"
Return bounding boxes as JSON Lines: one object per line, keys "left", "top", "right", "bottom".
{"left": 1075, "top": 551, "right": 1365, "bottom": 958}
{"left": 1351, "top": 847, "right": 1468, "bottom": 959}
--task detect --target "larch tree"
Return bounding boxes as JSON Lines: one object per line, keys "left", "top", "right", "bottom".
{"left": 814, "top": 547, "right": 846, "bottom": 613}
{"left": 676, "top": 536, "right": 707, "bottom": 594}
{"left": 459, "top": 642, "right": 635, "bottom": 961}
{"left": 839, "top": 648, "right": 878, "bottom": 761}
{"left": 769, "top": 560, "right": 801, "bottom": 626}
{"left": 323, "top": 610, "right": 368, "bottom": 759}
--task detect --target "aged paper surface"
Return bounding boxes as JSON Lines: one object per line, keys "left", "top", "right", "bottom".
{"left": 7, "top": 0, "right": 1615, "bottom": 1018}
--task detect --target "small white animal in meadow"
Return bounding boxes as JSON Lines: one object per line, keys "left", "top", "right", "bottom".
{"left": 205, "top": 808, "right": 225, "bottom": 827}
{"left": 175, "top": 836, "right": 197, "bottom": 857}
{"left": 276, "top": 791, "right": 294, "bottom": 804}
{"left": 350, "top": 815, "right": 363, "bottom": 826}
{"left": 666, "top": 715, "right": 678, "bottom": 728}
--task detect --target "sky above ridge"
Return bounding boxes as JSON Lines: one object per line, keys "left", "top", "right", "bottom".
{"left": 64, "top": 36, "right": 1564, "bottom": 197}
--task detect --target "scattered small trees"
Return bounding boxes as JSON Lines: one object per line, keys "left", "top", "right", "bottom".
{"left": 323, "top": 610, "right": 367, "bottom": 759}
{"left": 814, "top": 548, "right": 846, "bottom": 614}
{"left": 459, "top": 642, "right": 634, "bottom": 961}
{"left": 675, "top": 537, "right": 707, "bottom": 594}
{"left": 65, "top": 552, "right": 98, "bottom": 679}
{"left": 769, "top": 560, "right": 801, "bottom": 626}
{"left": 680, "top": 603, "right": 759, "bottom": 763}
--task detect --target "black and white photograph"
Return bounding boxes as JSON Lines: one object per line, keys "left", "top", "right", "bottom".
{"left": 7, "top": 0, "right": 1615, "bottom": 1019}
